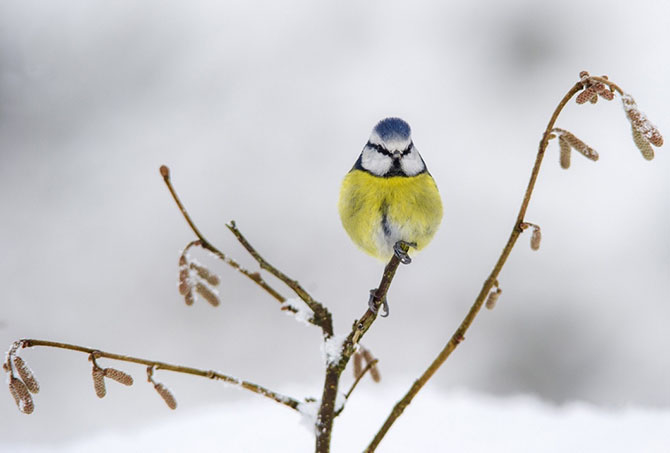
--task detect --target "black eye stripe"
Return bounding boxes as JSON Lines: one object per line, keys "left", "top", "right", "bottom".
{"left": 366, "top": 142, "right": 413, "bottom": 157}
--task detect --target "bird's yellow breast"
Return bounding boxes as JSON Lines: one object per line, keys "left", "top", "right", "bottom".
{"left": 338, "top": 170, "right": 443, "bottom": 260}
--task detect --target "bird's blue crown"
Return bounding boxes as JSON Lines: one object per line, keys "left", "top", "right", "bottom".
{"left": 373, "top": 117, "right": 411, "bottom": 142}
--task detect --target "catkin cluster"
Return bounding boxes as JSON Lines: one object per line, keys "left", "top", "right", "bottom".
{"left": 553, "top": 71, "right": 664, "bottom": 165}
{"left": 4, "top": 343, "right": 40, "bottom": 414}
{"left": 179, "top": 244, "right": 222, "bottom": 307}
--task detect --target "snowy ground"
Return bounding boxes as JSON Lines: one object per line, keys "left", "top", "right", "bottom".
{"left": 4, "top": 384, "right": 669, "bottom": 453}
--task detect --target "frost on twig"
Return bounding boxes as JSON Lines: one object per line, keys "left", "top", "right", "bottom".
{"left": 322, "top": 335, "right": 347, "bottom": 366}
{"left": 300, "top": 392, "right": 347, "bottom": 434}
{"left": 280, "top": 297, "right": 315, "bottom": 326}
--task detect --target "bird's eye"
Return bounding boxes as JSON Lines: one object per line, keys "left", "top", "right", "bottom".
{"left": 368, "top": 142, "right": 392, "bottom": 156}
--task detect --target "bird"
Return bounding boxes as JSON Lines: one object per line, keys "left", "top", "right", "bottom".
{"left": 338, "top": 117, "right": 443, "bottom": 315}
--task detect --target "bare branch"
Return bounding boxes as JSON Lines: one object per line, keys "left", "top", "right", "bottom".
{"left": 160, "top": 166, "right": 287, "bottom": 305}
{"left": 334, "top": 357, "right": 379, "bottom": 417}
{"left": 226, "top": 221, "right": 334, "bottom": 338}
{"left": 11, "top": 339, "right": 301, "bottom": 412}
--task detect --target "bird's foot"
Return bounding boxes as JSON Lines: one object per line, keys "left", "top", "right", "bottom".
{"left": 368, "top": 289, "right": 389, "bottom": 317}
{"left": 393, "top": 241, "right": 417, "bottom": 265}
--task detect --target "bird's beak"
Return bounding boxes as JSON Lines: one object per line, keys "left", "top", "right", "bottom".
{"left": 392, "top": 151, "right": 402, "bottom": 160}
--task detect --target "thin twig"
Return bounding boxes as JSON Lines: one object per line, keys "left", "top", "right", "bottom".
{"left": 334, "top": 358, "right": 379, "bottom": 417}
{"left": 364, "top": 78, "right": 589, "bottom": 452}
{"left": 226, "top": 221, "right": 334, "bottom": 338}
{"left": 159, "top": 166, "right": 288, "bottom": 306}
{"left": 18, "top": 339, "right": 301, "bottom": 411}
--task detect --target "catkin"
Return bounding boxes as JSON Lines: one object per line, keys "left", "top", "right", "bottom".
{"left": 9, "top": 376, "right": 35, "bottom": 414}
{"left": 593, "top": 82, "right": 614, "bottom": 100}
{"left": 368, "top": 363, "right": 381, "bottom": 383}
{"left": 632, "top": 127, "right": 654, "bottom": 160}
{"left": 104, "top": 368, "right": 134, "bottom": 386}
{"left": 154, "top": 383, "right": 177, "bottom": 410}
{"left": 13, "top": 356, "right": 39, "bottom": 394}
{"left": 178, "top": 268, "right": 190, "bottom": 295}
{"left": 485, "top": 288, "right": 501, "bottom": 310}
{"left": 353, "top": 351, "right": 363, "bottom": 379}
{"left": 361, "top": 349, "right": 381, "bottom": 383}
{"left": 576, "top": 86, "right": 596, "bottom": 104}
{"left": 184, "top": 290, "right": 195, "bottom": 306}
{"left": 190, "top": 263, "right": 220, "bottom": 286}
{"left": 92, "top": 368, "right": 106, "bottom": 398}
{"left": 530, "top": 227, "right": 542, "bottom": 251}
{"left": 558, "top": 136, "right": 571, "bottom": 169}
{"left": 560, "top": 130, "right": 599, "bottom": 161}
{"left": 195, "top": 282, "right": 220, "bottom": 307}
{"left": 622, "top": 94, "right": 664, "bottom": 147}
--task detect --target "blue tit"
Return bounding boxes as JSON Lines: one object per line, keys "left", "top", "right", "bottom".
{"left": 338, "top": 118, "right": 443, "bottom": 267}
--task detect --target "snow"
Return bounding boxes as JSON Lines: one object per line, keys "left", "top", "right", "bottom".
{"left": 321, "top": 335, "right": 347, "bottom": 366}
{"left": 297, "top": 398, "right": 320, "bottom": 433}
{"left": 3, "top": 385, "right": 668, "bottom": 452}
{"left": 280, "top": 297, "right": 315, "bottom": 327}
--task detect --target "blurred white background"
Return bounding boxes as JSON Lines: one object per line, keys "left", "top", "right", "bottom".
{"left": 1, "top": 0, "right": 668, "bottom": 448}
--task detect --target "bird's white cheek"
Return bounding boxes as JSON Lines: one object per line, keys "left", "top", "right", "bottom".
{"left": 361, "top": 149, "right": 392, "bottom": 176}
{"left": 401, "top": 152, "right": 425, "bottom": 176}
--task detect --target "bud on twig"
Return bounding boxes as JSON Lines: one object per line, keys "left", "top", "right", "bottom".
{"left": 159, "top": 165, "right": 170, "bottom": 178}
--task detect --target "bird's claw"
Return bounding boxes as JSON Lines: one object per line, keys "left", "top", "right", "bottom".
{"left": 368, "top": 289, "right": 389, "bottom": 318}
{"left": 393, "top": 241, "right": 417, "bottom": 265}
